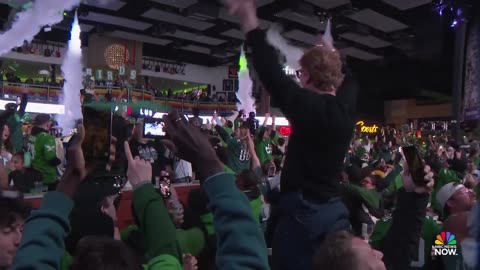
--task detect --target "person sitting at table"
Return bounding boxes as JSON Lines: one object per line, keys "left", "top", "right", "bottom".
{"left": 8, "top": 152, "right": 42, "bottom": 193}
{"left": 0, "top": 189, "right": 31, "bottom": 269}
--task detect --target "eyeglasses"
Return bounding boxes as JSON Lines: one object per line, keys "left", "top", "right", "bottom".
{"left": 295, "top": 69, "right": 304, "bottom": 79}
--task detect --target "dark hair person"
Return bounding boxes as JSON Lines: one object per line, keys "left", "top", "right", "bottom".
{"left": 70, "top": 236, "right": 142, "bottom": 270}
{"left": 0, "top": 192, "right": 31, "bottom": 269}
{"left": 224, "top": 1, "right": 356, "bottom": 269}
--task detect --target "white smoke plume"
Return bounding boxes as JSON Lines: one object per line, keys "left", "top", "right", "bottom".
{"left": 57, "top": 13, "right": 83, "bottom": 133}
{"left": 266, "top": 24, "right": 304, "bottom": 71}
{"left": 322, "top": 19, "right": 334, "bottom": 50}
{"left": 0, "top": 0, "right": 81, "bottom": 56}
{"left": 236, "top": 47, "right": 256, "bottom": 114}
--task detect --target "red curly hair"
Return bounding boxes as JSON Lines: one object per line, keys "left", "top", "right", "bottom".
{"left": 299, "top": 42, "right": 344, "bottom": 92}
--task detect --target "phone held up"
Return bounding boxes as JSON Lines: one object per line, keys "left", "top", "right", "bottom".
{"left": 401, "top": 145, "right": 426, "bottom": 186}
{"left": 158, "top": 174, "right": 171, "bottom": 199}
{"left": 142, "top": 113, "right": 189, "bottom": 139}
{"left": 143, "top": 118, "right": 166, "bottom": 138}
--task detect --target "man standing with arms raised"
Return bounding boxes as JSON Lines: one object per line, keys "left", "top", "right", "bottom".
{"left": 225, "top": 1, "right": 357, "bottom": 269}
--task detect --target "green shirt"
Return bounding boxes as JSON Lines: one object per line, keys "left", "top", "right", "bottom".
{"left": 27, "top": 131, "right": 58, "bottom": 184}
{"left": 120, "top": 225, "right": 205, "bottom": 257}
{"left": 370, "top": 216, "right": 441, "bottom": 270}
{"left": 225, "top": 136, "right": 251, "bottom": 174}
{"left": 255, "top": 129, "right": 280, "bottom": 166}
{"left": 255, "top": 137, "right": 273, "bottom": 166}
{"left": 7, "top": 113, "right": 24, "bottom": 153}
{"left": 385, "top": 174, "right": 404, "bottom": 195}
{"left": 234, "top": 118, "right": 243, "bottom": 130}
{"left": 343, "top": 183, "right": 381, "bottom": 209}
{"left": 224, "top": 127, "right": 233, "bottom": 136}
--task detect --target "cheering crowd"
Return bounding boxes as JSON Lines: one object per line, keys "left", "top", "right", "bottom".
{"left": 0, "top": 1, "right": 478, "bottom": 270}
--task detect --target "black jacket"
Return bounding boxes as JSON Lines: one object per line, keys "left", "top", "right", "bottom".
{"left": 246, "top": 29, "right": 357, "bottom": 202}
{"left": 381, "top": 189, "right": 429, "bottom": 270}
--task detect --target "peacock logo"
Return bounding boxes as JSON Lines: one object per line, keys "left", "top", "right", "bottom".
{"left": 435, "top": 232, "right": 457, "bottom": 245}
{"left": 432, "top": 232, "right": 458, "bottom": 256}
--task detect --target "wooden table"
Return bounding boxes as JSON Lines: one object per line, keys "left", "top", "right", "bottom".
{"left": 24, "top": 184, "right": 200, "bottom": 229}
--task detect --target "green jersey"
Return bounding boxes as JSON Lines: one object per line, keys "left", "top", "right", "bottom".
{"left": 234, "top": 118, "right": 243, "bottom": 130}
{"left": 255, "top": 129, "right": 280, "bottom": 165}
{"left": 225, "top": 136, "right": 251, "bottom": 174}
{"left": 384, "top": 174, "right": 404, "bottom": 195}
{"left": 27, "top": 130, "right": 58, "bottom": 184}
{"left": 223, "top": 127, "right": 233, "bottom": 136}
{"left": 370, "top": 216, "right": 441, "bottom": 270}
{"left": 255, "top": 138, "right": 273, "bottom": 166}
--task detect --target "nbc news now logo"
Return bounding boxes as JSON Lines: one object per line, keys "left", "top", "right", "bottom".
{"left": 432, "top": 232, "right": 458, "bottom": 256}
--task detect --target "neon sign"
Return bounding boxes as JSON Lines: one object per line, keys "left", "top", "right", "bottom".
{"left": 283, "top": 66, "right": 296, "bottom": 76}
{"left": 356, "top": 121, "right": 379, "bottom": 134}
{"left": 279, "top": 126, "right": 292, "bottom": 136}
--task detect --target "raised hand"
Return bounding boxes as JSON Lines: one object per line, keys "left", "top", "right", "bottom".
{"left": 56, "top": 124, "right": 87, "bottom": 198}
{"left": 223, "top": 0, "right": 258, "bottom": 33}
{"left": 124, "top": 141, "right": 152, "bottom": 188}
{"left": 402, "top": 165, "right": 434, "bottom": 194}
{"left": 163, "top": 110, "right": 223, "bottom": 182}
{"left": 182, "top": 254, "right": 198, "bottom": 270}
{"left": 68, "top": 124, "right": 86, "bottom": 178}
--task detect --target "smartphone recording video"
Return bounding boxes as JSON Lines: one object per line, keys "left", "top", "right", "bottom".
{"left": 82, "top": 104, "right": 132, "bottom": 177}
{"left": 159, "top": 175, "right": 172, "bottom": 199}
{"left": 143, "top": 119, "right": 165, "bottom": 138}
{"left": 402, "top": 145, "right": 426, "bottom": 186}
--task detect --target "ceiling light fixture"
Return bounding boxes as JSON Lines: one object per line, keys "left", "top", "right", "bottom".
{"left": 104, "top": 44, "right": 129, "bottom": 69}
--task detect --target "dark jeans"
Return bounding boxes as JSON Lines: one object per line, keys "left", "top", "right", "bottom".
{"left": 271, "top": 192, "right": 350, "bottom": 270}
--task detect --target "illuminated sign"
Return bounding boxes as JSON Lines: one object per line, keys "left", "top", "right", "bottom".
{"left": 140, "top": 108, "right": 153, "bottom": 117}
{"left": 356, "top": 121, "right": 379, "bottom": 133}
{"left": 85, "top": 66, "right": 136, "bottom": 81}
{"left": 279, "top": 126, "right": 292, "bottom": 136}
{"left": 283, "top": 66, "right": 296, "bottom": 76}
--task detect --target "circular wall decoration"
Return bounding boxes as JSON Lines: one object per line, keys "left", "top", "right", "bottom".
{"left": 104, "top": 44, "right": 129, "bottom": 69}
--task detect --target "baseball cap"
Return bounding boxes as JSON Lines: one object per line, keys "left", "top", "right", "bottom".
{"left": 436, "top": 182, "right": 464, "bottom": 210}
{"left": 73, "top": 179, "right": 122, "bottom": 210}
